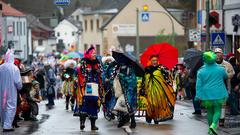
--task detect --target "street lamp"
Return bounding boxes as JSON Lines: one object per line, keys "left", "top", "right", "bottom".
{"left": 136, "top": 8, "right": 175, "bottom": 58}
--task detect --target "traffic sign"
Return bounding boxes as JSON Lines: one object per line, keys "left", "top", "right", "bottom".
{"left": 211, "top": 32, "right": 225, "bottom": 46}
{"left": 141, "top": 12, "right": 149, "bottom": 22}
{"left": 54, "top": 0, "right": 71, "bottom": 6}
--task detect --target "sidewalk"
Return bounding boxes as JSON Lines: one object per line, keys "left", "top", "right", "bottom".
{"left": 178, "top": 100, "right": 240, "bottom": 135}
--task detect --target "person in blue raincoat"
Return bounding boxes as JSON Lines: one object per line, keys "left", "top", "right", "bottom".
{"left": 195, "top": 51, "right": 228, "bottom": 135}
{"left": 0, "top": 49, "right": 22, "bottom": 132}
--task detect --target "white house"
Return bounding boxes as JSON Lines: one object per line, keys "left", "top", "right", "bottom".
{"left": 54, "top": 17, "right": 82, "bottom": 51}
{"left": 27, "top": 14, "right": 56, "bottom": 56}
{"left": 1, "top": 1, "right": 27, "bottom": 60}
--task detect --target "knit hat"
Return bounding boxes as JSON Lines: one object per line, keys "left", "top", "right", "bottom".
{"left": 203, "top": 51, "right": 217, "bottom": 64}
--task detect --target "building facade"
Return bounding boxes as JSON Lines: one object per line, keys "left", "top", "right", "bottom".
{"left": 1, "top": 1, "right": 27, "bottom": 60}
{"left": 54, "top": 17, "right": 82, "bottom": 51}
{"left": 71, "top": 8, "right": 117, "bottom": 55}
{"left": 101, "top": 0, "right": 185, "bottom": 56}
{"left": 224, "top": 0, "right": 240, "bottom": 54}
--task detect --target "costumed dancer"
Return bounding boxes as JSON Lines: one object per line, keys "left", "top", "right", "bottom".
{"left": 141, "top": 55, "right": 176, "bottom": 124}
{"left": 77, "top": 46, "right": 103, "bottom": 131}
{"left": 62, "top": 73, "right": 75, "bottom": 111}
{"left": 62, "top": 59, "right": 77, "bottom": 112}
{"left": 101, "top": 56, "right": 116, "bottom": 120}
{"left": 107, "top": 60, "right": 137, "bottom": 128}
{"left": 195, "top": 51, "right": 228, "bottom": 135}
{"left": 0, "top": 49, "right": 22, "bottom": 132}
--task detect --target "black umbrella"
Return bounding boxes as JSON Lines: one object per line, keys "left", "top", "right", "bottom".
{"left": 183, "top": 48, "right": 203, "bottom": 73}
{"left": 112, "top": 51, "right": 144, "bottom": 77}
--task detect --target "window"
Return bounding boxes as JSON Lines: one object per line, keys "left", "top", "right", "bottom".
{"left": 76, "top": 15, "right": 79, "bottom": 21}
{"left": 20, "top": 22, "right": 22, "bottom": 35}
{"left": 84, "top": 44, "right": 88, "bottom": 50}
{"left": 57, "top": 32, "right": 60, "bottom": 37}
{"left": 96, "top": 19, "right": 100, "bottom": 30}
{"left": 84, "top": 20, "right": 87, "bottom": 31}
{"left": 38, "top": 39, "right": 43, "bottom": 46}
{"left": 17, "top": 22, "right": 19, "bottom": 35}
{"left": 13, "top": 22, "right": 15, "bottom": 36}
{"left": 23, "top": 22, "right": 26, "bottom": 35}
{"left": 72, "top": 32, "right": 75, "bottom": 36}
{"left": 202, "top": 0, "right": 222, "bottom": 10}
{"left": 96, "top": 44, "right": 100, "bottom": 55}
{"left": 90, "top": 20, "right": 93, "bottom": 31}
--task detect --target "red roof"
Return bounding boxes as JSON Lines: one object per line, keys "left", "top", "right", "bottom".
{"left": 1, "top": 1, "right": 25, "bottom": 17}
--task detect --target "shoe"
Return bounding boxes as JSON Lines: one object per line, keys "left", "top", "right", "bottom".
{"left": 210, "top": 123, "right": 218, "bottom": 135}
{"left": 30, "top": 116, "right": 38, "bottom": 121}
{"left": 90, "top": 119, "right": 99, "bottom": 130}
{"left": 3, "top": 128, "right": 15, "bottom": 132}
{"left": 208, "top": 128, "right": 213, "bottom": 135}
{"left": 154, "top": 120, "right": 159, "bottom": 124}
{"left": 73, "top": 112, "right": 80, "bottom": 117}
{"left": 192, "top": 111, "right": 201, "bottom": 115}
{"left": 80, "top": 124, "right": 85, "bottom": 130}
{"left": 12, "top": 122, "right": 20, "bottom": 128}
{"left": 129, "top": 121, "right": 136, "bottom": 128}
{"left": 80, "top": 116, "right": 86, "bottom": 130}
{"left": 146, "top": 116, "right": 152, "bottom": 124}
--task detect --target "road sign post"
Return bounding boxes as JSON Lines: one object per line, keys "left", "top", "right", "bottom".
{"left": 141, "top": 12, "right": 149, "bottom": 22}
{"left": 211, "top": 32, "right": 225, "bottom": 46}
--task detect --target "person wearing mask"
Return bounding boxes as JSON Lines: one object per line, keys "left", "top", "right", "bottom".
{"left": 214, "top": 48, "right": 235, "bottom": 127}
{"left": 195, "top": 51, "right": 228, "bottom": 135}
{"left": 77, "top": 46, "right": 103, "bottom": 131}
{"left": 0, "top": 49, "right": 22, "bottom": 132}
{"left": 141, "top": 55, "right": 176, "bottom": 124}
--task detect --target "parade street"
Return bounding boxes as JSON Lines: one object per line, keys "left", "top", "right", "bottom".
{"left": 0, "top": 99, "right": 239, "bottom": 135}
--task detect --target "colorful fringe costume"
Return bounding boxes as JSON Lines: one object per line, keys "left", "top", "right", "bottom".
{"left": 143, "top": 65, "right": 176, "bottom": 122}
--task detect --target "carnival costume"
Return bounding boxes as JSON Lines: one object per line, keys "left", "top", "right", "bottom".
{"left": 77, "top": 46, "right": 103, "bottom": 131}
{"left": 142, "top": 64, "right": 176, "bottom": 123}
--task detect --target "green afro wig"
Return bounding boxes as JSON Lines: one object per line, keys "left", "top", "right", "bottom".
{"left": 203, "top": 51, "right": 216, "bottom": 64}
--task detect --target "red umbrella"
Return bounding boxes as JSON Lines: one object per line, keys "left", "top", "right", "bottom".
{"left": 140, "top": 42, "right": 178, "bottom": 69}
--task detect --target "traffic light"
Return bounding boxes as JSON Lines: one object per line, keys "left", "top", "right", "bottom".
{"left": 208, "top": 11, "right": 221, "bottom": 29}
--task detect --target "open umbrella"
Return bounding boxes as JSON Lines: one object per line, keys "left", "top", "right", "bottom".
{"left": 67, "top": 52, "right": 82, "bottom": 59}
{"left": 112, "top": 51, "right": 144, "bottom": 77}
{"left": 140, "top": 42, "right": 178, "bottom": 70}
{"left": 183, "top": 48, "right": 203, "bottom": 73}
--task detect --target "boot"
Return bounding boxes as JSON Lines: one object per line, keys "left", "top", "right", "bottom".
{"left": 90, "top": 118, "right": 99, "bottom": 131}
{"left": 210, "top": 123, "right": 218, "bottom": 135}
{"left": 117, "top": 113, "right": 126, "bottom": 128}
{"left": 12, "top": 117, "right": 20, "bottom": 128}
{"left": 129, "top": 115, "right": 136, "bottom": 128}
{"left": 80, "top": 116, "right": 86, "bottom": 130}
{"left": 66, "top": 103, "right": 69, "bottom": 110}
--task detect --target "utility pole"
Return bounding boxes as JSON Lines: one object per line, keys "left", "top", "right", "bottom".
{"left": 205, "top": 0, "right": 210, "bottom": 50}
{"left": 136, "top": 8, "right": 140, "bottom": 58}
